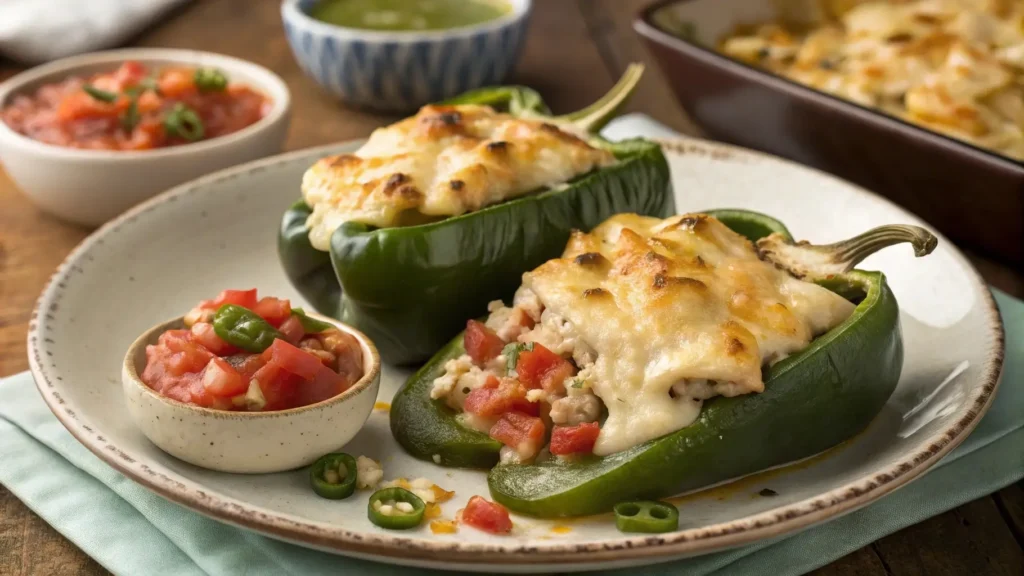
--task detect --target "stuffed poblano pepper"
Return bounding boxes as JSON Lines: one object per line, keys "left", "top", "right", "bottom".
{"left": 390, "top": 209, "right": 937, "bottom": 516}
{"left": 278, "top": 64, "right": 673, "bottom": 364}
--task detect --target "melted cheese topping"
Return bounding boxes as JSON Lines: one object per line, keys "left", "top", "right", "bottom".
{"left": 302, "top": 104, "right": 615, "bottom": 250}
{"left": 721, "top": 0, "right": 1024, "bottom": 160}
{"left": 522, "top": 214, "right": 855, "bottom": 455}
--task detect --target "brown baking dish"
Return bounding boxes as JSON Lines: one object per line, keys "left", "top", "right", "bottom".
{"left": 635, "top": 0, "right": 1024, "bottom": 265}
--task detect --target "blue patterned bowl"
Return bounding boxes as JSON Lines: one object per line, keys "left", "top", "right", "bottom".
{"left": 281, "top": 0, "right": 531, "bottom": 112}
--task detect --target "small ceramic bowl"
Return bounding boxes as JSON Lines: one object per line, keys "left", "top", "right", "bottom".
{"left": 122, "top": 314, "right": 380, "bottom": 473}
{"left": 0, "top": 48, "right": 291, "bottom": 227}
{"left": 281, "top": 0, "right": 532, "bottom": 111}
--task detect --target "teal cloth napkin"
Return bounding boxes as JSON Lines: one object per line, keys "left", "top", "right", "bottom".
{"left": 0, "top": 288, "right": 1019, "bottom": 575}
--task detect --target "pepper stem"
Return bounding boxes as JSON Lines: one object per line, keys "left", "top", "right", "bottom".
{"left": 554, "top": 63, "right": 645, "bottom": 134}
{"left": 756, "top": 225, "right": 938, "bottom": 279}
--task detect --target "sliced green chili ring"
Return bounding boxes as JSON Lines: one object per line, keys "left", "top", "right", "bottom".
{"left": 194, "top": 68, "right": 228, "bottom": 92}
{"left": 164, "top": 103, "right": 205, "bottom": 141}
{"left": 291, "top": 307, "right": 335, "bottom": 333}
{"left": 367, "top": 487, "right": 425, "bottom": 530}
{"left": 83, "top": 84, "right": 117, "bottom": 103}
{"left": 613, "top": 501, "right": 679, "bottom": 534}
{"left": 212, "top": 304, "right": 282, "bottom": 353}
{"left": 309, "top": 453, "right": 357, "bottom": 500}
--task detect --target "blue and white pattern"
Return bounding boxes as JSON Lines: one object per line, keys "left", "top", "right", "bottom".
{"left": 281, "top": 0, "right": 531, "bottom": 112}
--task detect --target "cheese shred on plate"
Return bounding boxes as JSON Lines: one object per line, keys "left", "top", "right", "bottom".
{"left": 301, "top": 104, "right": 615, "bottom": 250}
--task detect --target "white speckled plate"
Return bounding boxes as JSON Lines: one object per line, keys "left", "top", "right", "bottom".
{"left": 28, "top": 135, "right": 1004, "bottom": 573}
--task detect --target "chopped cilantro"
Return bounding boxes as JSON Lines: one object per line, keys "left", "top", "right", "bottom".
{"left": 502, "top": 341, "right": 534, "bottom": 375}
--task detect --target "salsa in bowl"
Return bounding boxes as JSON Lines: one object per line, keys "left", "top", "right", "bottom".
{"left": 122, "top": 289, "right": 379, "bottom": 473}
{"left": 0, "top": 48, "right": 290, "bottom": 226}
{"left": 1, "top": 61, "right": 271, "bottom": 151}
{"left": 141, "top": 288, "right": 364, "bottom": 411}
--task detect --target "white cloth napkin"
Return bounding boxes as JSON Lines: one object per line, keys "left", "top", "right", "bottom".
{"left": 0, "top": 0, "right": 190, "bottom": 64}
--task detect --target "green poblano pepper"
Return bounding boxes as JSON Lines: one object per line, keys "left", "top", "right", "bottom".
{"left": 389, "top": 209, "right": 938, "bottom": 517}
{"left": 278, "top": 65, "right": 674, "bottom": 364}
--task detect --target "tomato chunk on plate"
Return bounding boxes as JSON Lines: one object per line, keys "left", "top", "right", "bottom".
{"left": 461, "top": 496, "right": 512, "bottom": 534}
{"left": 549, "top": 422, "right": 601, "bottom": 455}
{"left": 464, "top": 320, "right": 505, "bottom": 365}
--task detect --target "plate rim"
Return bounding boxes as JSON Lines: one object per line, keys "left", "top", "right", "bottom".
{"left": 27, "top": 136, "right": 1006, "bottom": 567}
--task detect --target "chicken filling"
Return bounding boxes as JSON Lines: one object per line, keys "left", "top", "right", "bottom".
{"left": 430, "top": 286, "right": 749, "bottom": 463}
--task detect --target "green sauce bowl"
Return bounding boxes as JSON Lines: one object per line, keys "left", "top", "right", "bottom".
{"left": 281, "top": 0, "right": 532, "bottom": 112}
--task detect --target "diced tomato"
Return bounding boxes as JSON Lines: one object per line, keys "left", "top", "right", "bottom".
{"left": 549, "top": 422, "right": 601, "bottom": 455}
{"left": 158, "top": 330, "right": 214, "bottom": 376}
{"left": 200, "top": 357, "right": 246, "bottom": 397}
{"left": 488, "top": 411, "right": 545, "bottom": 450}
{"left": 134, "top": 90, "right": 163, "bottom": 114}
{"left": 464, "top": 320, "right": 505, "bottom": 365}
{"left": 157, "top": 328, "right": 190, "bottom": 349}
{"left": 277, "top": 315, "right": 305, "bottom": 344}
{"left": 464, "top": 376, "right": 538, "bottom": 417}
{"left": 251, "top": 361, "right": 301, "bottom": 410}
{"left": 461, "top": 496, "right": 513, "bottom": 535}
{"left": 189, "top": 321, "right": 237, "bottom": 356}
{"left": 55, "top": 91, "right": 123, "bottom": 122}
{"left": 158, "top": 67, "right": 197, "bottom": 98}
{"left": 159, "top": 372, "right": 204, "bottom": 404}
{"left": 515, "top": 343, "right": 576, "bottom": 393}
{"left": 222, "top": 353, "right": 265, "bottom": 381}
{"left": 253, "top": 297, "right": 292, "bottom": 327}
{"left": 292, "top": 363, "right": 349, "bottom": 407}
{"left": 262, "top": 338, "right": 322, "bottom": 380}
{"left": 114, "top": 61, "right": 147, "bottom": 87}
{"left": 199, "top": 289, "right": 258, "bottom": 311}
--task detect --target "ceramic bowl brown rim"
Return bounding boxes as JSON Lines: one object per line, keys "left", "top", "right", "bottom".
{"left": 26, "top": 137, "right": 1005, "bottom": 567}
{"left": 123, "top": 314, "right": 380, "bottom": 419}
{"left": 634, "top": 0, "right": 1024, "bottom": 174}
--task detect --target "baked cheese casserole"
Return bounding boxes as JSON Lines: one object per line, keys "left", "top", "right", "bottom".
{"left": 431, "top": 213, "right": 855, "bottom": 460}
{"left": 302, "top": 104, "right": 615, "bottom": 250}
{"left": 720, "top": 0, "right": 1024, "bottom": 161}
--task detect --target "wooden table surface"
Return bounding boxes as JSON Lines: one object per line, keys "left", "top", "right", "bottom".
{"left": 0, "top": 1, "right": 1021, "bottom": 574}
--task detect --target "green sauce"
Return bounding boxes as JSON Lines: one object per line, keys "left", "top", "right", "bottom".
{"left": 309, "top": 0, "right": 512, "bottom": 32}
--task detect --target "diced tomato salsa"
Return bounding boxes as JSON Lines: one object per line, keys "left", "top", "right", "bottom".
{"left": 456, "top": 312, "right": 593, "bottom": 460}
{"left": 488, "top": 412, "right": 545, "bottom": 452}
{"left": 0, "top": 62, "right": 270, "bottom": 151}
{"left": 464, "top": 376, "right": 539, "bottom": 417}
{"left": 464, "top": 320, "right": 504, "bottom": 365}
{"left": 140, "top": 289, "right": 363, "bottom": 411}
{"left": 549, "top": 422, "right": 600, "bottom": 455}
{"left": 461, "top": 496, "right": 513, "bottom": 535}
{"left": 515, "top": 345, "right": 575, "bottom": 393}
